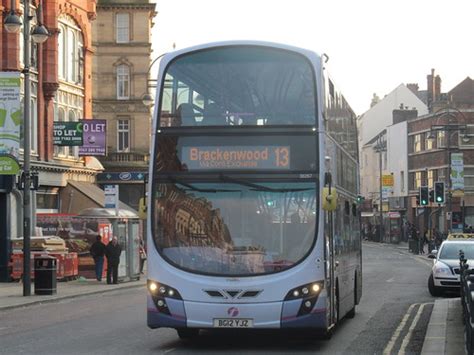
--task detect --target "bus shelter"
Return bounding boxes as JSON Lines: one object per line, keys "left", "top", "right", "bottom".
{"left": 77, "top": 208, "right": 142, "bottom": 282}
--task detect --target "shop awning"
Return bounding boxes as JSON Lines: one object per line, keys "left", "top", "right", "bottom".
{"left": 63, "top": 181, "right": 136, "bottom": 214}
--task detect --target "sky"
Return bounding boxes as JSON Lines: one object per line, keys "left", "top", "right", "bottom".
{"left": 151, "top": 0, "right": 474, "bottom": 116}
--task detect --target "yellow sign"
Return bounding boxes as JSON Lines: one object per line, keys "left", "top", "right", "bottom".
{"left": 138, "top": 197, "right": 147, "bottom": 220}
{"left": 382, "top": 174, "right": 394, "bottom": 187}
{"left": 447, "top": 233, "right": 474, "bottom": 240}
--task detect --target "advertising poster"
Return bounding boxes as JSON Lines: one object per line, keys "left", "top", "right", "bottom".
{"left": 451, "top": 152, "right": 464, "bottom": 191}
{"left": 0, "top": 72, "right": 21, "bottom": 174}
{"left": 78, "top": 119, "right": 106, "bottom": 156}
{"left": 36, "top": 214, "right": 113, "bottom": 279}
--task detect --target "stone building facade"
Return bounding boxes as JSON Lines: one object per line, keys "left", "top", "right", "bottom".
{"left": 92, "top": 0, "right": 156, "bottom": 211}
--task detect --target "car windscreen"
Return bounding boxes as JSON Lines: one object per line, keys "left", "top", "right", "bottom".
{"left": 439, "top": 243, "right": 474, "bottom": 259}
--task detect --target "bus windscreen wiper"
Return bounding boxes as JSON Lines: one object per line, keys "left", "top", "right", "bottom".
{"left": 218, "top": 174, "right": 313, "bottom": 192}
{"left": 167, "top": 176, "right": 239, "bottom": 193}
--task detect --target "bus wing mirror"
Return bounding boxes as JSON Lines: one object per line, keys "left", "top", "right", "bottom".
{"left": 322, "top": 187, "right": 338, "bottom": 211}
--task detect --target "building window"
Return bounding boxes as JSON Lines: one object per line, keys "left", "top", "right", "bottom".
{"left": 117, "top": 119, "right": 130, "bottom": 152}
{"left": 58, "top": 25, "right": 66, "bottom": 79}
{"left": 428, "top": 170, "right": 434, "bottom": 188}
{"left": 117, "top": 65, "right": 130, "bottom": 100}
{"left": 415, "top": 171, "right": 422, "bottom": 189}
{"left": 116, "top": 13, "right": 130, "bottom": 43}
{"left": 414, "top": 134, "right": 422, "bottom": 152}
{"left": 36, "top": 189, "right": 59, "bottom": 213}
{"left": 54, "top": 91, "right": 83, "bottom": 159}
{"left": 401, "top": 171, "right": 405, "bottom": 192}
{"left": 425, "top": 132, "right": 433, "bottom": 150}
{"left": 437, "top": 131, "right": 446, "bottom": 148}
{"left": 55, "top": 107, "right": 67, "bottom": 157}
{"left": 58, "top": 16, "right": 84, "bottom": 86}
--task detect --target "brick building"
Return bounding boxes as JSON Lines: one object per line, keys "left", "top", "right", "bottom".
{"left": 0, "top": 0, "right": 108, "bottom": 281}
{"left": 407, "top": 75, "right": 474, "bottom": 234}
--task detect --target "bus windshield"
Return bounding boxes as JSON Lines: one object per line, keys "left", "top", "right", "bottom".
{"left": 159, "top": 46, "right": 316, "bottom": 127}
{"left": 152, "top": 181, "right": 317, "bottom": 276}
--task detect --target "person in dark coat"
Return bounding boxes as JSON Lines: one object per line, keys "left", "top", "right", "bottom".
{"left": 89, "top": 234, "right": 106, "bottom": 281}
{"left": 105, "top": 236, "right": 122, "bottom": 284}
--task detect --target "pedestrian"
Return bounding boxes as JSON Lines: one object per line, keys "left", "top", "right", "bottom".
{"left": 422, "top": 230, "right": 429, "bottom": 254}
{"left": 105, "top": 236, "right": 122, "bottom": 284}
{"left": 89, "top": 234, "right": 106, "bottom": 281}
{"left": 139, "top": 239, "right": 147, "bottom": 274}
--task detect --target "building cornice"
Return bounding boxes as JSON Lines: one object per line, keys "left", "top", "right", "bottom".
{"left": 97, "top": 4, "right": 156, "bottom": 11}
{"left": 30, "top": 160, "right": 101, "bottom": 176}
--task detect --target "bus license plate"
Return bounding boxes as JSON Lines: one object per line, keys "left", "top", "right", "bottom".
{"left": 213, "top": 318, "right": 253, "bottom": 328}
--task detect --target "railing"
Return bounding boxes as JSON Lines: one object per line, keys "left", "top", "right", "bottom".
{"left": 459, "top": 250, "right": 474, "bottom": 354}
{"left": 105, "top": 152, "right": 149, "bottom": 163}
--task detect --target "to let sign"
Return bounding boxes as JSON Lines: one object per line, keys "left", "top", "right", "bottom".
{"left": 79, "top": 119, "right": 107, "bottom": 156}
{"left": 53, "top": 122, "right": 83, "bottom": 146}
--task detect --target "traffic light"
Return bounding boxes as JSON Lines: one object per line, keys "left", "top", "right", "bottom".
{"left": 420, "top": 186, "right": 429, "bottom": 206}
{"left": 429, "top": 189, "right": 434, "bottom": 203}
{"left": 416, "top": 194, "right": 420, "bottom": 206}
{"left": 434, "top": 182, "right": 445, "bottom": 204}
{"left": 357, "top": 195, "right": 365, "bottom": 204}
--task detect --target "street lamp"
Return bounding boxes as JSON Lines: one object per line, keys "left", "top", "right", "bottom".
{"left": 374, "top": 133, "right": 387, "bottom": 243}
{"left": 141, "top": 52, "right": 168, "bottom": 107}
{"left": 426, "top": 106, "right": 468, "bottom": 234}
{"left": 4, "top": 0, "right": 49, "bottom": 296}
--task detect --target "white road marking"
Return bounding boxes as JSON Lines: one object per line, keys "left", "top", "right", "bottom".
{"left": 163, "top": 348, "right": 176, "bottom": 354}
{"left": 386, "top": 277, "right": 395, "bottom": 283}
{"left": 399, "top": 303, "right": 432, "bottom": 355}
{"left": 383, "top": 303, "right": 418, "bottom": 355}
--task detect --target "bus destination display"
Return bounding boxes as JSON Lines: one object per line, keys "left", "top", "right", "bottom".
{"left": 181, "top": 146, "right": 290, "bottom": 170}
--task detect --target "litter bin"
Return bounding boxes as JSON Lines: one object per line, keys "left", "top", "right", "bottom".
{"left": 34, "top": 255, "right": 57, "bottom": 295}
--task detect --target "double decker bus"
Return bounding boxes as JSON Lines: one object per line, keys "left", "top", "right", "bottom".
{"left": 146, "top": 41, "right": 361, "bottom": 339}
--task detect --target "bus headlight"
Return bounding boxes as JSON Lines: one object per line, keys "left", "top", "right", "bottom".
{"left": 284, "top": 281, "right": 324, "bottom": 317}
{"left": 147, "top": 280, "right": 182, "bottom": 300}
{"left": 285, "top": 281, "right": 324, "bottom": 301}
{"left": 149, "top": 282, "right": 158, "bottom": 292}
{"left": 148, "top": 280, "right": 183, "bottom": 315}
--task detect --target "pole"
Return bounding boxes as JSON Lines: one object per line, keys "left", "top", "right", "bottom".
{"left": 378, "top": 137, "right": 384, "bottom": 243}
{"left": 22, "top": 0, "right": 32, "bottom": 296}
{"left": 447, "top": 129, "right": 452, "bottom": 234}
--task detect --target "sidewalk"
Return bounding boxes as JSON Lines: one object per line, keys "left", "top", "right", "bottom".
{"left": 371, "top": 240, "right": 466, "bottom": 353}
{"left": 421, "top": 298, "right": 465, "bottom": 355}
{"left": 0, "top": 277, "right": 145, "bottom": 311}
{"left": 392, "top": 241, "right": 466, "bottom": 353}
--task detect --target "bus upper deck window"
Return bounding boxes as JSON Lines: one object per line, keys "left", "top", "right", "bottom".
{"left": 177, "top": 103, "right": 196, "bottom": 126}
{"left": 202, "top": 103, "right": 224, "bottom": 126}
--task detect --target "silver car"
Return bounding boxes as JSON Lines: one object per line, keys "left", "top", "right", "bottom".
{"left": 428, "top": 240, "right": 474, "bottom": 296}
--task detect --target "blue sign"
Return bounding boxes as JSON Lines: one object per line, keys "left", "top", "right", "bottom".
{"left": 97, "top": 172, "right": 147, "bottom": 183}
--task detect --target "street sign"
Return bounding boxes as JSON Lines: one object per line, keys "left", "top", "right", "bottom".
{"left": 382, "top": 174, "right": 394, "bottom": 187}
{"left": 53, "top": 122, "right": 83, "bottom": 146}
{"left": 0, "top": 154, "right": 20, "bottom": 175}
